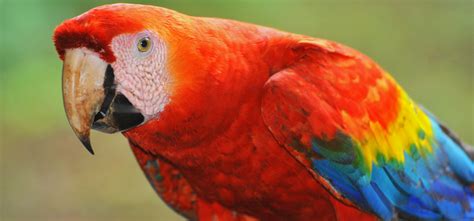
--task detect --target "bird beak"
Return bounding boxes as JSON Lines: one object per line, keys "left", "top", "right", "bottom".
{"left": 62, "top": 48, "right": 107, "bottom": 155}
{"left": 62, "top": 48, "right": 145, "bottom": 155}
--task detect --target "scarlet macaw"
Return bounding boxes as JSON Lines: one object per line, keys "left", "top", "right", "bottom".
{"left": 53, "top": 4, "right": 473, "bottom": 221}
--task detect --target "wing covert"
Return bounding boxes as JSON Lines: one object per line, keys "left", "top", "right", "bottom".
{"left": 261, "top": 39, "right": 474, "bottom": 220}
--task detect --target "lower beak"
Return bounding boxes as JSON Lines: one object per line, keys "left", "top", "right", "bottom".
{"left": 62, "top": 48, "right": 144, "bottom": 155}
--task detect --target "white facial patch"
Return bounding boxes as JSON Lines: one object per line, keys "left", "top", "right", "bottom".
{"left": 110, "top": 31, "right": 171, "bottom": 120}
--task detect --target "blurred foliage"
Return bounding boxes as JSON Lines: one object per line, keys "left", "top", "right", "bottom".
{"left": 1, "top": 0, "right": 472, "bottom": 221}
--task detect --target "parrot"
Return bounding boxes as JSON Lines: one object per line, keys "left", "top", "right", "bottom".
{"left": 53, "top": 3, "right": 474, "bottom": 221}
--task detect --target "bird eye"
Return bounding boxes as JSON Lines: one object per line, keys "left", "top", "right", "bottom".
{"left": 137, "top": 37, "right": 151, "bottom": 52}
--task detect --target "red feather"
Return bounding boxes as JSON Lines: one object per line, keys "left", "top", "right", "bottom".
{"left": 55, "top": 4, "right": 382, "bottom": 220}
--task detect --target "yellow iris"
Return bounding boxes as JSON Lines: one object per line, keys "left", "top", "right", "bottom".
{"left": 137, "top": 37, "right": 151, "bottom": 52}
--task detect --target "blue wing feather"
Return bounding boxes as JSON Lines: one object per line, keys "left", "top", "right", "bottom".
{"left": 311, "top": 116, "right": 474, "bottom": 220}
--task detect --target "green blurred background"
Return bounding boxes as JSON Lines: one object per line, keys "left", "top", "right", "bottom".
{"left": 1, "top": 0, "right": 472, "bottom": 220}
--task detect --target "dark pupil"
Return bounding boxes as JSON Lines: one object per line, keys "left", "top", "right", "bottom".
{"left": 140, "top": 39, "right": 148, "bottom": 48}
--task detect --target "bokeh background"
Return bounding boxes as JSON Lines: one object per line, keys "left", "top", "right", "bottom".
{"left": 1, "top": 0, "right": 472, "bottom": 220}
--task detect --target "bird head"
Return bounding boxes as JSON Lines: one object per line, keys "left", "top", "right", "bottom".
{"left": 54, "top": 4, "right": 201, "bottom": 154}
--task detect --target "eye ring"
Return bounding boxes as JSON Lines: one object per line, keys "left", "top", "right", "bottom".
{"left": 137, "top": 37, "right": 151, "bottom": 52}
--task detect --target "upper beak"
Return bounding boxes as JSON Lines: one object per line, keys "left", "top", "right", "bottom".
{"left": 62, "top": 48, "right": 145, "bottom": 155}
{"left": 62, "top": 48, "right": 107, "bottom": 155}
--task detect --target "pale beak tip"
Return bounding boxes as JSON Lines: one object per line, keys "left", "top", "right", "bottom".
{"left": 79, "top": 136, "right": 95, "bottom": 155}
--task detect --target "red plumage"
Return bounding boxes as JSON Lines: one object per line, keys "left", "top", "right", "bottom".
{"left": 54, "top": 4, "right": 386, "bottom": 220}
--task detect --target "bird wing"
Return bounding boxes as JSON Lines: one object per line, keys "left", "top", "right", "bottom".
{"left": 261, "top": 39, "right": 474, "bottom": 220}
